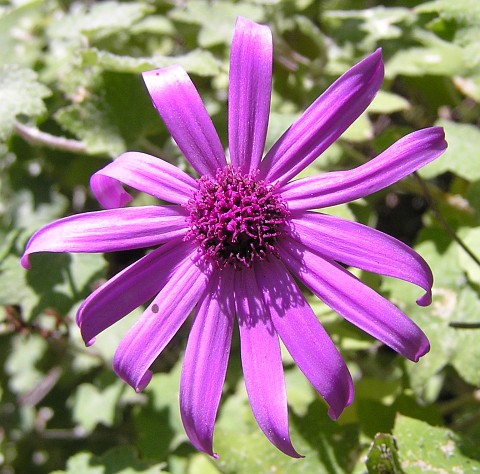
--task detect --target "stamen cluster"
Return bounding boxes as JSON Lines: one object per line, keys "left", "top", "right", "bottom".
{"left": 186, "top": 167, "right": 289, "bottom": 269}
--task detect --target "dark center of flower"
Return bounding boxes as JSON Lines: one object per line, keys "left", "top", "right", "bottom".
{"left": 185, "top": 167, "right": 289, "bottom": 269}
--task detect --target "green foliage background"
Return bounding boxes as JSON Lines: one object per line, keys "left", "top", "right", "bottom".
{"left": 1, "top": 0, "right": 480, "bottom": 472}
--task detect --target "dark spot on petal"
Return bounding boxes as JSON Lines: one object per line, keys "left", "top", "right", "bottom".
{"left": 152, "top": 304, "right": 159, "bottom": 313}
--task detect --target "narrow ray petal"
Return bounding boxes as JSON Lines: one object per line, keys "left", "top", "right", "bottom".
{"left": 281, "top": 127, "right": 447, "bottom": 210}
{"left": 235, "top": 267, "right": 301, "bottom": 458}
{"left": 255, "top": 258, "right": 353, "bottom": 419}
{"left": 229, "top": 17, "right": 272, "bottom": 173}
{"left": 21, "top": 206, "right": 188, "bottom": 269}
{"left": 90, "top": 151, "right": 198, "bottom": 209}
{"left": 143, "top": 66, "right": 226, "bottom": 177}
{"left": 113, "top": 257, "right": 212, "bottom": 392}
{"left": 279, "top": 240, "right": 430, "bottom": 362}
{"left": 180, "top": 268, "right": 235, "bottom": 457}
{"left": 77, "top": 239, "right": 196, "bottom": 346}
{"left": 259, "top": 49, "right": 384, "bottom": 185}
{"left": 290, "top": 211, "right": 433, "bottom": 306}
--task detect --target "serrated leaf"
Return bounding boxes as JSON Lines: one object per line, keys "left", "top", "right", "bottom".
{"left": 0, "top": 65, "right": 50, "bottom": 141}
{"left": 394, "top": 415, "right": 480, "bottom": 472}
{"left": 170, "top": 1, "right": 264, "bottom": 47}
{"left": 419, "top": 120, "right": 480, "bottom": 181}
{"left": 82, "top": 48, "right": 220, "bottom": 77}
{"left": 51, "top": 447, "right": 168, "bottom": 474}
{"left": 48, "top": 1, "right": 152, "bottom": 40}
{"left": 323, "top": 7, "right": 410, "bottom": 44}
{"left": 55, "top": 102, "right": 126, "bottom": 157}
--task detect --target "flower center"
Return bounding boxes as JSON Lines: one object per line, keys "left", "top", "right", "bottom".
{"left": 185, "top": 167, "right": 289, "bottom": 269}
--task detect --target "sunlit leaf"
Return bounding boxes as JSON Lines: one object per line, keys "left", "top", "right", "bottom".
{"left": 394, "top": 415, "right": 480, "bottom": 472}
{"left": 0, "top": 65, "right": 50, "bottom": 141}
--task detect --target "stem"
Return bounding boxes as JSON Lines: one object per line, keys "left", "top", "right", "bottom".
{"left": 413, "top": 171, "right": 480, "bottom": 268}
{"left": 449, "top": 322, "right": 480, "bottom": 329}
{"left": 14, "top": 121, "right": 87, "bottom": 154}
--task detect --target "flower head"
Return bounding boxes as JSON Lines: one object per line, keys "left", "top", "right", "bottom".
{"left": 22, "top": 17, "right": 447, "bottom": 457}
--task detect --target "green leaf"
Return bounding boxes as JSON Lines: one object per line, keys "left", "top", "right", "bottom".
{"left": 382, "top": 228, "right": 480, "bottom": 390}
{"left": 419, "top": 120, "right": 480, "bottom": 181}
{"left": 170, "top": 1, "right": 264, "bottom": 47}
{"left": 0, "top": 233, "right": 106, "bottom": 320}
{"left": 453, "top": 74, "right": 480, "bottom": 102}
{"left": 458, "top": 226, "right": 480, "bottom": 285}
{"left": 416, "top": 0, "right": 480, "bottom": 27}
{"left": 55, "top": 101, "right": 126, "bottom": 157}
{"left": 134, "top": 359, "right": 186, "bottom": 460}
{"left": 0, "top": 0, "right": 45, "bottom": 67}
{"left": 0, "top": 65, "right": 50, "bottom": 141}
{"left": 402, "top": 282, "right": 480, "bottom": 389}
{"left": 340, "top": 113, "right": 373, "bottom": 142}
{"left": 393, "top": 415, "right": 480, "bottom": 472}
{"left": 81, "top": 49, "right": 220, "bottom": 77}
{"left": 385, "top": 43, "right": 467, "bottom": 79}
{"left": 365, "top": 433, "right": 404, "bottom": 474}
{"left": 71, "top": 382, "right": 124, "bottom": 434}
{"left": 213, "top": 386, "right": 359, "bottom": 474}
{"left": 48, "top": 1, "right": 153, "bottom": 40}
{"left": 5, "top": 334, "right": 48, "bottom": 395}
{"left": 51, "top": 447, "right": 168, "bottom": 474}
{"left": 187, "top": 454, "right": 222, "bottom": 474}
{"left": 367, "top": 90, "right": 410, "bottom": 114}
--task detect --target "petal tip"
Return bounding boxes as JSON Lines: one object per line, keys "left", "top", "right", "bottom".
{"left": 416, "top": 291, "right": 432, "bottom": 307}
{"left": 135, "top": 370, "right": 153, "bottom": 392}
{"left": 85, "top": 337, "right": 96, "bottom": 347}
{"left": 20, "top": 253, "right": 30, "bottom": 269}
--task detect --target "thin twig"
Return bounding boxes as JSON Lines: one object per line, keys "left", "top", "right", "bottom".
{"left": 14, "top": 121, "right": 87, "bottom": 154}
{"left": 448, "top": 321, "right": 480, "bottom": 329}
{"left": 413, "top": 171, "right": 480, "bottom": 268}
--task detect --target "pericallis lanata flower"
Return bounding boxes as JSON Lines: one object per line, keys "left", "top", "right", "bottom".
{"left": 22, "top": 17, "right": 447, "bottom": 457}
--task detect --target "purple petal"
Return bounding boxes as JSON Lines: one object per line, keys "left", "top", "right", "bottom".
{"left": 228, "top": 17, "right": 272, "bottom": 173}
{"left": 180, "top": 268, "right": 235, "bottom": 457}
{"left": 290, "top": 211, "right": 433, "bottom": 306}
{"left": 281, "top": 127, "right": 447, "bottom": 210}
{"left": 143, "top": 66, "right": 226, "bottom": 177}
{"left": 279, "top": 239, "right": 430, "bottom": 362}
{"left": 113, "top": 256, "right": 212, "bottom": 392}
{"left": 235, "top": 267, "right": 301, "bottom": 458}
{"left": 77, "top": 239, "right": 196, "bottom": 346}
{"left": 90, "top": 151, "right": 198, "bottom": 209}
{"left": 259, "top": 49, "right": 384, "bottom": 185}
{"left": 21, "top": 206, "right": 188, "bottom": 269}
{"left": 255, "top": 258, "right": 353, "bottom": 420}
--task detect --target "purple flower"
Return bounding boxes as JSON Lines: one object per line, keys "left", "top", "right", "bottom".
{"left": 22, "top": 17, "right": 446, "bottom": 457}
